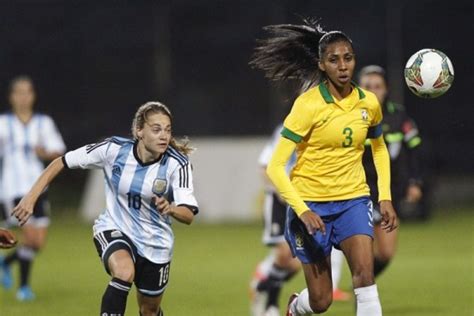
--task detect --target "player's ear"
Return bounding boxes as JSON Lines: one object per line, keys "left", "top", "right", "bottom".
{"left": 136, "top": 128, "right": 144, "bottom": 139}
{"left": 318, "top": 60, "right": 325, "bottom": 72}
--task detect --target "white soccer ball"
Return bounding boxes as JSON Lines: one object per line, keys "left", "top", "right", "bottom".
{"left": 404, "top": 48, "right": 454, "bottom": 98}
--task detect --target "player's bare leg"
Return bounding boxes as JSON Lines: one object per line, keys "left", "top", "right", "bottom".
{"left": 373, "top": 224, "right": 398, "bottom": 277}
{"left": 330, "top": 248, "right": 351, "bottom": 301}
{"left": 274, "top": 242, "right": 301, "bottom": 273}
{"left": 102, "top": 249, "right": 135, "bottom": 315}
{"left": 340, "top": 235, "right": 381, "bottom": 316}
{"left": 137, "top": 291, "right": 164, "bottom": 316}
{"left": 251, "top": 242, "right": 300, "bottom": 315}
{"left": 287, "top": 256, "right": 333, "bottom": 315}
{"left": 1, "top": 224, "right": 47, "bottom": 299}
{"left": 268, "top": 243, "right": 300, "bottom": 313}
{"left": 16, "top": 225, "right": 47, "bottom": 300}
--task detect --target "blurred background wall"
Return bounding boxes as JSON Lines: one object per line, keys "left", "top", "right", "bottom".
{"left": 0, "top": 0, "right": 472, "bottom": 221}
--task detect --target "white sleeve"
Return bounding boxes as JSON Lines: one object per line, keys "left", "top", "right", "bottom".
{"left": 170, "top": 163, "right": 199, "bottom": 214}
{"left": 0, "top": 115, "right": 6, "bottom": 155}
{"left": 258, "top": 142, "right": 274, "bottom": 167}
{"left": 258, "top": 124, "right": 283, "bottom": 167}
{"left": 63, "top": 140, "right": 112, "bottom": 170}
{"left": 40, "top": 115, "right": 66, "bottom": 154}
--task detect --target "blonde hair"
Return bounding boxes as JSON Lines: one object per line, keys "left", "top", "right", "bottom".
{"left": 131, "top": 101, "right": 194, "bottom": 156}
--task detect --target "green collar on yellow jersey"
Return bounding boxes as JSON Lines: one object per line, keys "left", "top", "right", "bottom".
{"left": 319, "top": 81, "right": 366, "bottom": 104}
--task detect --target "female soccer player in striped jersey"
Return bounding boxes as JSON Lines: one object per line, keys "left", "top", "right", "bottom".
{"left": 250, "top": 18, "right": 397, "bottom": 316}
{"left": 12, "top": 102, "right": 199, "bottom": 316}
{"left": 0, "top": 76, "right": 66, "bottom": 300}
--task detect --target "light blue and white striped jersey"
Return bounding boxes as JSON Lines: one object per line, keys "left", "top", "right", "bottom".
{"left": 63, "top": 137, "right": 199, "bottom": 264}
{"left": 0, "top": 113, "right": 66, "bottom": 203}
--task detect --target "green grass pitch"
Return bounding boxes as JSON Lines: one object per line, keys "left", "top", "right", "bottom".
{"left": 1, "top": 209, "right": 472, "bottom": 315}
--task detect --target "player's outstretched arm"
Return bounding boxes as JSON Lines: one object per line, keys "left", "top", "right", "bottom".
{"left": 267, "top": 137, "right": 326, "bottom": 235}
{"left": 0, "top": 228, "right": 17, "bottom": 249}
{"left": 370, "top": 136, "right": 398, "bottom": 232}
{"left": 12, "top": 157, "right": 65, "bottom": 226}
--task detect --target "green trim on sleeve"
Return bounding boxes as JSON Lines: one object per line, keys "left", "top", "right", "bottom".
{"left": 281, "top": 127, "right": 303, "bottom": 143}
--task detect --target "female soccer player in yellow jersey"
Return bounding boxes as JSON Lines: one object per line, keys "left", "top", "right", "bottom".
{"left": 250, "top": 18, "right": 398, "bottom": 316}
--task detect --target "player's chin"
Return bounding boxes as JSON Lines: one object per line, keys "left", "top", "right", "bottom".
{"left": 154, "top": 144, "right": 169, "bottom": 154}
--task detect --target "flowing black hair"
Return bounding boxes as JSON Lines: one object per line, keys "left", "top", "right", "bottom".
{"left": 250, "top": 17, "right": 353, "bottom": 91}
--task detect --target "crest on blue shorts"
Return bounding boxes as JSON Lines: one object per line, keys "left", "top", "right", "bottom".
{"left": 295, "top": 232, "right": 304, "bottom": 249}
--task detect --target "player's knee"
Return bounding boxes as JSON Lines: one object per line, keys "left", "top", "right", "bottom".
{"left": 139, "top": 303, "right": 160, "bottom": 316}
{"left": 111, "top": 265, "right": 135, "bottom": 283}
{"left": 376, "top": 248, "right": 396, "bottom": 262}
{"left": 29, "top": 241, "right": 44, "bottom": 251}
{"left": 351, "top": 267, "right": 375, "bottom": 288}
{"left": 24, "top": 234, "right": 46, "bottom": 250}
{"left": 308, "top": 293, "right": 332, "bottom": 314}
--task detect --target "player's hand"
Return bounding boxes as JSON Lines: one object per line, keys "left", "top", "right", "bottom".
{"left": 406, "top": 184, "right": 422, "bottom": 203}
{"left": 379, "top": 200, "right": 398, "bottom": 232}
{"left": 0, "top": 229, "right": 17, "bottom": 249}
{"left": 152, "top": 196, "right": 174, "bottom": 215}
{"left": 11, "top": 195, "right": 36, "bottom": 226}
{"left": 299, "top": 210, "right": 326, "bottom": 235}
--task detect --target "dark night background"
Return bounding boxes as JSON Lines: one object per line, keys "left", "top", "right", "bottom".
{"left": 0, "top": 0, "right": 472, "bottom": 175}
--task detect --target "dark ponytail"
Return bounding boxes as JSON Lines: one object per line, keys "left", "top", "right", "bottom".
{"left": 250, "top": 17, "right": 326, "bottom": 89}
{"left": 250, "top": 17, "right": 353, "bottom": 91}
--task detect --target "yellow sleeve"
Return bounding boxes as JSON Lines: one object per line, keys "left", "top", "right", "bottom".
{"left": 367, "top": 95, "right": 384, "bottom": 139}
{"left": 370, "top": 136, "right": 392, "bottom": 201}
{"left": 371, "top": 99, "right": 383, "bottom": 126}
{"left": 281, "top": 93, "right": 316, "bottom": 142}
{"left": 266, "top": 137, "right": 309, "bottom": 216}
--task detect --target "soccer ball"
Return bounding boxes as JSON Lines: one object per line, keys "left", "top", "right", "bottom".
{"left": 404, "top": 49, "right": 454, "bottom": 98}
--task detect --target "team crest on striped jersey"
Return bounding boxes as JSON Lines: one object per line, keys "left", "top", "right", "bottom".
{"left": 152, "top": 178, "right": 168, "bottom": 196}
{"left": 112, "top": 165, "right": 121, "bottom": 176}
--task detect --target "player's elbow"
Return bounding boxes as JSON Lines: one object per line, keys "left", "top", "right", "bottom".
{"left": 182, "top": 209, "right": 195, "bottom": 225}
{"left": 266, "top": 162, "right": 278, "bottom": 185}
{"left": 183, "top": 215, "right": 194, "bottom": 225}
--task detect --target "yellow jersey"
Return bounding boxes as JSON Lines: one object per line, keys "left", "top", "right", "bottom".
{"left": 281, "top": 82, "right": 386, "bottom": 202}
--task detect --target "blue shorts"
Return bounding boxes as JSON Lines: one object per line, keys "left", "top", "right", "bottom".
{"left": 285, "top": 196, "right": 374, "bottom": 264}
